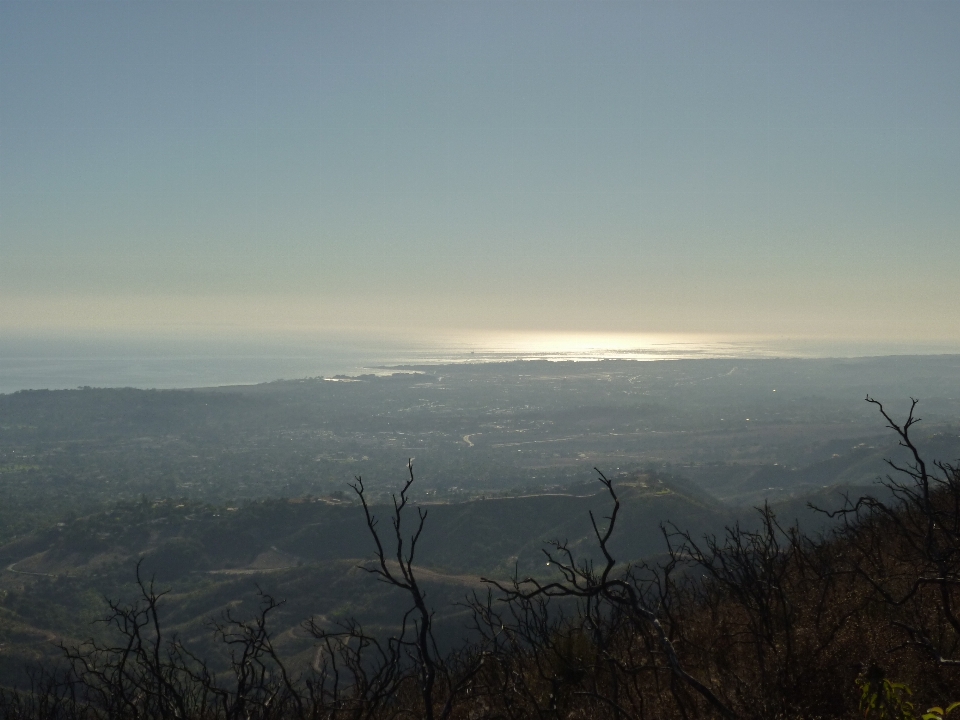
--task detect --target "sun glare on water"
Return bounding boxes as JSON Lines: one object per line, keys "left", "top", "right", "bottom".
{"left": 419, "top": 331, "right": 785, "bottom": 363}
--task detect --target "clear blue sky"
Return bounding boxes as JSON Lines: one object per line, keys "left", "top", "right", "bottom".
{"left": 2, "top": 1, "right": 959, "bottom": 342}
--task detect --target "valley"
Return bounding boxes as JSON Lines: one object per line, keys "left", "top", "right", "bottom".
{"left": 2, "top": 355, "right": 960, "bottom": 689}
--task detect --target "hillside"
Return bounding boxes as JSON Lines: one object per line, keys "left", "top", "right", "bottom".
{"left": 0, "top": 472, "right": 734, "bottom": 687}
{"left": 3, "top": 403, "right": 959, "bottom": 717}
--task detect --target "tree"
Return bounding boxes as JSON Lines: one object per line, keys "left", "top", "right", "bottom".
{"left": 480, "top": 469, "right": 737, "bottom": 719}
{"left": 337, "top": 459, "right": 480, "bottom": 720}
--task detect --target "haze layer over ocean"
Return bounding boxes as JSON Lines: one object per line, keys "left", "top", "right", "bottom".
{"left": 4, "top": 331, "right": 960, "bottom": 395}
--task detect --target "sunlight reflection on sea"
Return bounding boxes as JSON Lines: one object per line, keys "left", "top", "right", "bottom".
{"left": 2, "top": 331, "right": 960, "bottom": 394}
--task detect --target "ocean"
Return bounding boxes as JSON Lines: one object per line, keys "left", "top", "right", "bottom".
{"left": 2, "top": 331, "right": 959, "bottom": 395}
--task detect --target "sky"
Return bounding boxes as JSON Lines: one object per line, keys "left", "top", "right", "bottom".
{"left": 2, "top": 1, "right": 959, "bottom": 344}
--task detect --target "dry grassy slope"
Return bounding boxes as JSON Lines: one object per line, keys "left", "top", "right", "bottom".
{"left": 0, "top": 475, "right": 734, "bottom": 684}
{"left": 0, "top": 472, "right": 903, "bottom": 692}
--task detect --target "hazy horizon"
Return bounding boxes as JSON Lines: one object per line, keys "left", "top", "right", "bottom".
{"left": 3, "top": 1, "right": 960, "bottom": 343}
{"left": 5, "top": 328, "right": 960, "bottom": 395}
